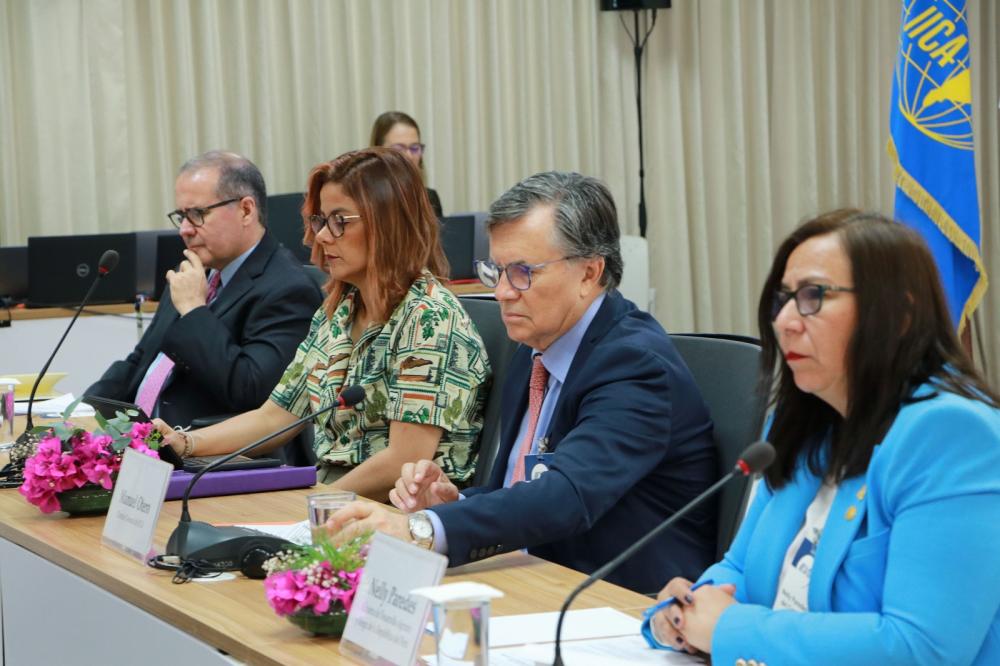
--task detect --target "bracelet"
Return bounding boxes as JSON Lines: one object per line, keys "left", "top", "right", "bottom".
{"left": 182, "top": 431, "right": 197, "bottom": 458}
{"left": 173, "top": 426, "right": 196, "bottom": 458}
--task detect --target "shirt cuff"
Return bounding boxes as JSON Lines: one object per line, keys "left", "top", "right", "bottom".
{"left": 425, "top": 509, "right": 449, "bottom": 555}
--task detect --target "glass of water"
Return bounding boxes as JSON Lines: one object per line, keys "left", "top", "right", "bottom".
{"left": 0, "top": 379, "right": 17, "bottom": 449}
{"left": 307, "top": 491, "right": 357, "bottom": 544}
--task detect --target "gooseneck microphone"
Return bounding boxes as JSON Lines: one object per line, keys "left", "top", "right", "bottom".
{"left": 164, "top": 385, "right": 366, "bottom": 578}
{"left": 552, "top": 440, "right": 776, "bottom": 666}
{"left": 22, "top": 249, "right": 119, "bottom": 434}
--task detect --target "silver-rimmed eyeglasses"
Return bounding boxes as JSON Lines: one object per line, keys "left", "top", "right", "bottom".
{"left": 474, "top": 256, "right": 582, "bottom": 291}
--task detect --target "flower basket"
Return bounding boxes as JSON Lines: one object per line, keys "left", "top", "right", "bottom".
{"left": 55, "top": 484, "right": 114, "bottom": 516}
{"left": 286, "top": 606, "right": 350, "bottom": 637}
{"left": 264, "top": 534, "right": 370, "bottom": 637}
{"left": 18, "top": 399, "right": 163, "bottom": 515}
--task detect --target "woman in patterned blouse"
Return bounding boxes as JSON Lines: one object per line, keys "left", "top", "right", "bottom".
{"left": 155, "top": 148, "right": 490, "bottom": 500}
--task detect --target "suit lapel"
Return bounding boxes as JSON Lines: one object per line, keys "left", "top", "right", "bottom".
{"left": 489, "top": 346, "right": 531, "bottom": 489}
{"left": 807, "top": 474, "right": 868, "bottom": 612}
{"left": 210, "top": 232, "right": 277, "bottom": 318}
{"left": 748, "top": 465, "right": 822, "bottom": 607}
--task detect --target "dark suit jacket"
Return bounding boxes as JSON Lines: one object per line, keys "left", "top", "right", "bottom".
{"left": 85, "top": 231, "right": 322, "bottom": 427}
{"left": 433, "top": 291, "right": 718, "bottom": 593}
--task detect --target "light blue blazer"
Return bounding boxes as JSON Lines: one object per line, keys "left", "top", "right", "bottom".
{"left": 701, "top": 384, "right": 1000, "bottom": 665}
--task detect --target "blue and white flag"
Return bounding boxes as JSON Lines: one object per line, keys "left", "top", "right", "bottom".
{"left": 888, "top": 0, "right": 986, "bottom": 332}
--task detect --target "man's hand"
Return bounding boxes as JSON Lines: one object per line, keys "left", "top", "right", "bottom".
{"left": 324, "top": 501, "right": 410, "bottom": 545}
{"left": 166, "top": 249, "right": 209, "bottom": 316}
{"left": 389, "top": 459, "right": 459, "bottom": 511}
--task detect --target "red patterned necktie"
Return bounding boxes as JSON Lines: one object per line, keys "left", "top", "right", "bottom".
{"left": 205, "top": 271, "right": 222, "bottom": 304}
{"left": 510, "top": 354, "right": 548, "bottom": 484}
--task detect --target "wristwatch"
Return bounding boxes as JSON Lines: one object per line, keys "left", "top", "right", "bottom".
{"left": 407, "top": 511, "right": 435, "bottom": 550}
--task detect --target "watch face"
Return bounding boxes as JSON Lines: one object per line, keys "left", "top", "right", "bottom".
{"left": 410, "top": 514, "right": 433, "bottom": 540}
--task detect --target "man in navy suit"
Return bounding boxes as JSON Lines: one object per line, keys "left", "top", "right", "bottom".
{"left": 328, "top": 171, "right": 716, "bottom": 593}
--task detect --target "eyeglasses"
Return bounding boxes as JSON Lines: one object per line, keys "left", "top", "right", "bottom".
{"left": 474, "top": 256, "right": 581, "bottom": 291}
{"left": 307, "top": 212, "right": 362, "bottom": 238}
{"left": 771, "top": 283, "right": 855, "bottom": 320}
{"left": 389, "top": 142, "right": 425, "bottom": 157}
{"left": 167, "top": 198, "right": 240, "bottom": 228}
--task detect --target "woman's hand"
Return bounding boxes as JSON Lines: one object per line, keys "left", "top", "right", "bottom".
{"left": 653, "top": 577, "right": 696, "bottom": 653}
{"left": 672, "top": 582, "right": 738, "bottom": 654}
{"left": 151, "top": 418, "right": 187, "bottom": 457}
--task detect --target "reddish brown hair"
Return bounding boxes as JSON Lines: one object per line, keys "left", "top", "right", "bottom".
{"left": 302, "top": 148, "right": 448, "bottom": 319}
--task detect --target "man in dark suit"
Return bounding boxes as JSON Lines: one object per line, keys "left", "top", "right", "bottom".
{"left": 86, "top": 151, "right": 321, "bottom": 429}
{"left": 327, "top": 172, "right": 717, "bottom": 593}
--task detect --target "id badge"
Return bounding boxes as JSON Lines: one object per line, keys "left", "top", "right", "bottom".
{"left": 524, "top": 452, "right": 554, "bottom": 481}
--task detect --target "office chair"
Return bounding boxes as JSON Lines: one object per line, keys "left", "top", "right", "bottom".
{"left": 459, "top": 297, "right": 518, "bottom": 487}
{"left": 670, "top": 333, "right": 764, "bottom": 560}
{"left": 266, "top": 192, "right": 311, "bottom": 264}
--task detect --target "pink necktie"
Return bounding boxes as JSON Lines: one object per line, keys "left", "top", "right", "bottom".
{"left": 135, "top": 272, "right": 223, "bottom": 414}
{"left": 510, "top": 355, "right": 548, "bottom": 484}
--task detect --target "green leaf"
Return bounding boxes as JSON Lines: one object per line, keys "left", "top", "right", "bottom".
{"left": 61, "top": 396, "right": 84, "bottom": 420}
{"left": 93, "top": 411, "right": 110, "bottom": 431}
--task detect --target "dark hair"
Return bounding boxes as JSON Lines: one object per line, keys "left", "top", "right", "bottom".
{"left": 179, "top": 150, "right": 268, "bottom": 225}
{"left": 369, "top": 111, "right": 426, "bottom": 178}
{"left": 759, "top": 209, "right": 999, "bottom": 488}
{"left": 486, "top": 171, "right": 623, "bottom": 291}
{"left": 302, "top": 148, "right": 448, "bottom": 319}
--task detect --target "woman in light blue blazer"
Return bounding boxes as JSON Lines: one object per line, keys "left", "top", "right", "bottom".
{"left": 654, "top": 210, "right": 1000, "bottom": 665}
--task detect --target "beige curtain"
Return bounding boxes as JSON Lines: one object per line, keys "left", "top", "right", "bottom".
{"left": 1, "top": 0, "right": 997, "bottom": 384}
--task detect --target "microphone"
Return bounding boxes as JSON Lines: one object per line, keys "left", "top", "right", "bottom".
{"left": 164, "top": 385, "right": 366, "bottom": 578}
{"left": 23, "top": 249, "right": 119, "bottom": 432}
{"left": 552, "top": 440, "right": 775, "bottom": 665}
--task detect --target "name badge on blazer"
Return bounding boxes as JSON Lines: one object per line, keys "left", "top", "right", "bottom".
{"left": 524, "top": 453, "right": 554, "bottom": 481}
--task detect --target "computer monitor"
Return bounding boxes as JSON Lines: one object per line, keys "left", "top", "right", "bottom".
{"left": 0, "top": 246, "right": 29, "bottom": 301}
{"left": 266, "top": 192, "right": 311, "bottom": 264}
{"left": 440, "top": 215, "right": 477, "bottom": 280}
{"left": 152, "top": 233, "right": 187, "bottom": 301}
{"left": 27, "top": 233, "right": 138, "bottom": 307}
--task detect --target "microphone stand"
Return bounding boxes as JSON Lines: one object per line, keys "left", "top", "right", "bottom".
{"left": 1, "top": 251, "right": 118, "bottom": 486}
{"left": 552, "top": 442, "right": 774, "bottom": 665}
{"left": 165, "top": 387, "right": 365, "bottom": 572}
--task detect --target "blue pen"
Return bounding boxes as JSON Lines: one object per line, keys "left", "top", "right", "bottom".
{"left": 640, "top": 579, "right": 714, "bottom": 650}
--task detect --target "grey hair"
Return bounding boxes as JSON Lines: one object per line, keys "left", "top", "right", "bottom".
{"left": 179, "top": 150, "right": 268, "bottom": 226}
{"left": 487, "top": 171, "right": 623, "bottom": 291}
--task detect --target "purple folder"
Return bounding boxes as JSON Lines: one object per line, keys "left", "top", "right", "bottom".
{"left": 165, "top": 465, "right": 317, "bottom": 500}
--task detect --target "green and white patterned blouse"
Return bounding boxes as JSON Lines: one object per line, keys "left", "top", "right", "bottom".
{"left": 270, "top": 272, "right": 491, "bottom": 484}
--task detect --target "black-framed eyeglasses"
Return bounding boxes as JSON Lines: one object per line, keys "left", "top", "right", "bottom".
{"left": 771, "top": 283, "right": 855, "bottom": 320}
{"left": 307, "top": 212, "right": 362, "bottom": 238}
{"left": 389, "top": 142, "right": 425, "bottom": 157}
{"left": 167, "top": 198, "right": 240, "bottom": 229}
{"left": 474, "top": 256, "right": 582, "bottom": 291}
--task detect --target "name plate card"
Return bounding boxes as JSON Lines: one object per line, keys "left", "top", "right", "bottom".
{"left": 102, "top": 448, "right": 173, "bottom": 561}
{"left": 340, "top": 531, "right": 448, "bottom": 666}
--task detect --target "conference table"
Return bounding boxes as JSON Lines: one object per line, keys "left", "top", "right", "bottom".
{"left": 0, "top": 419, "right": 649, "bottom": 666}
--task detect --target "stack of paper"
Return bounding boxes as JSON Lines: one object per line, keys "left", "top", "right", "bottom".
{"left": 15, "top": 393, "right": 95, "bottom": 418}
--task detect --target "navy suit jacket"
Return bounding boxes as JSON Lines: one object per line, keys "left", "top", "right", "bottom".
{"left": 86, "top": 231, "right": 322, "bottom": 427}
{"left": 434, "top": 291, "right": 717, "bottom": 593}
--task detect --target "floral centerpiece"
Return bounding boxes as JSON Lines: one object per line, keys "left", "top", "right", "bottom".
{"left": 18, "top": 400, "right": 163, "bottom": 515}
{"left": 263, "top": 534, "right": 370, "bottom": 637}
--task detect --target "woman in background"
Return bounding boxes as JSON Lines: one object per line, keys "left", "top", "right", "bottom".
{"left": 155, "top": 148, "right": 489, "bottom": 500}
{"left": 654, "top": 210, "right": 1000, "bottom": 664}
{"left": 369, "top": 110, "right": 443, "bottom": 218}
